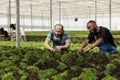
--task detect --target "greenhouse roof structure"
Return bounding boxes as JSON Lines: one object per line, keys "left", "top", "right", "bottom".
{"left": 0, "top": 0, "right": 120, "bottom": 19}
{"left": 0, "top": 0, "right": 120, "bottom": 32}
{"left": 0, "top": 0, "right": 120, "bottom": 47}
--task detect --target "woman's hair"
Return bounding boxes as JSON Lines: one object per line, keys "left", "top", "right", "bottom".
{"left": 0, "top": 27, "right": 4, "bottom": 34}
{"left": 10, "top": 24, "right": 16, "bottom": 30}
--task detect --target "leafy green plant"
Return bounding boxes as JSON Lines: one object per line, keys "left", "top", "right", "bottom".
{"left": 61, "top": 52, "right": 76, "bottom": 66}
{"left": 70, "top": 66, "right": 80, "bottom": 71}
{"left": 19, "top": 62, "right": 28, "bottom": 69}
{"left": 1, "top": 72, "right": 15, "bottom": 80}
{"left": 0, "top": 70, "right": 5, "bottom": 75}
{"left": 20, "top": 75, "right": 27, "bottom": 80}
{"left": 104, "top": 63, "right": 116, "bottom": 75}
{"left": 0, "top": 60, "right": 13, "bottom": 69}
{"left": 43, "top": 57, "right": 59, "bottom": 69}
{"left": 56, "top": 62, "right": 68, "bottom": 71}
{"left": 71, "top": 77, "right": 79, "bottom": 80}
{"left": 26, "top": 66, "right": 39, "bottom": 73}
{"left": 0, "top": 42, "right": 120, "bottom": 79}
{"left": 38, "top": 69, "right": 57, "bottom": 79}
{"left": 51, "top": 71, "right": 68, "bottom": 80}
{"left": 102, "top": 75, "right": 117, "bottom": 80}
{"left": 111, "top": 58, "right": 120, "bottom": 63}
{"left": 9, "top": 55, "right": 20, "bottom": 62}
{"left": 18, "top": 70, "right": 28, "bottom": 80}
{"left": 79, "top": 68, "right": 98, "bottom": 80}
{"left": 68, "top": 66, "right": 81, "bottom": 78}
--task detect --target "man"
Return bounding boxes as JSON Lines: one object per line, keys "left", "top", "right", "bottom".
{"left": 77, "top": 20, "right": 118, "bottom": 54}
{"left": 44, "top": 24, "right": 71, "bottom": 52}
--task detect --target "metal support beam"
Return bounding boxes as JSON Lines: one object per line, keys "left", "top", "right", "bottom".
{"left": 22, "top": 13, "right": 25, "bottom": 31}
{"left": 31, "top": 4, "right": 33, "bottom": 32}
{"left": 59, "top": 1, "right": 61, "bottom": 24}
{"left": 8, "top": 0, "right": 11, "bottom": 32}
{"left": 88, "top": 6, "right": 91, "bottom": 20}
{"left": 109, "top": 0, "right": 111, "bottom": 30}
{"left": 16, "top": 0, "right": 20, "bottom": 47}
{"left": 42, "top": 11, "right": 43, "bottom": 31}
{"left": 95, "top": 1, "right": 97, "bottom": 22}
{"left": 50, "top": 0, "right": 52, "bottom": 30}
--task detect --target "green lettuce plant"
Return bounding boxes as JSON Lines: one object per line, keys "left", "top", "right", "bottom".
{"left": 79, "top": 68, "right": 98, "bottom": 80}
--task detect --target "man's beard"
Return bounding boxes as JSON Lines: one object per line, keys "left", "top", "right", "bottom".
{"left": 93, "top": 29, "right": 98, "bottom": 34}
{"left": 55, "top": 34, "right": 61, "bottom": 37}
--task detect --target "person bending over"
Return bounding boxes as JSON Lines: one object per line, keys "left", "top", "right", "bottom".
{"left": 44, "top": 24, "right": 71, "bottom": 52}
{"left": 77, "top": 20, "right": 118, "bottom": 54}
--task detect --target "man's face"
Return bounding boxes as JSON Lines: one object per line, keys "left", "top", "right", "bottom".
{"left": 87, "top": 23, "right": 97, "bottom": 33}
{"left": 54, "top": 25, "right": 63, "bottom": 37}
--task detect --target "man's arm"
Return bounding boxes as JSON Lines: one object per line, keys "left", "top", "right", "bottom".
{"left": 77, "top": 39, "right": 89, "bottom": 54}
{"left": 44, "top": 31, "right": 56, "bottom": 52}
{"left": 55, "top": 43, "right": 70, "bottom": 51}
{"left": 61, "top": 43, "right": 70, "bottom": 49}
{"left": 44, "top": 40, "right": 56, "bottom": 52}
{"left": 55, "top": 32, "right": 71, "bottom": 51}
{"left": 84, "top": 38, "right": 103, "bottom": 53}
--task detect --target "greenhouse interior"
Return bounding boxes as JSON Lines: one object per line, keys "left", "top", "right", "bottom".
{"left": 0, "top": 0, "right": 120, "bottom": 31}
{"left": 0, "top": 0, "right": 120, "bottom": 80}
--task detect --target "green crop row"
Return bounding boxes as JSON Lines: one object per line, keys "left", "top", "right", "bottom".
{"left": 0, "top": 46, "right": 120, "bottom": 80}
{"left": 25, "top": 31, "right": 120, "bottom": 38}
{"left": 0, "top": 41, "right": 120, "bottom": 53}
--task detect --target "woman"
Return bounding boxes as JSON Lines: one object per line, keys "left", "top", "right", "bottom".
{"left": 10, "top": 24, "right": 16, "bottom": 41}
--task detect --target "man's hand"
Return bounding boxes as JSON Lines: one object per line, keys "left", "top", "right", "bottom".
{"left": 83, "top": 47, "right": 91, "bottom": 53}
{"left": 50, "top": 48, "right": 56, "bottom": 52}
{"left": 76, "top": 49, "right": 83, "bottom": 54}
{"left": 54, "top": 46, "right": 62, "bottom": 52}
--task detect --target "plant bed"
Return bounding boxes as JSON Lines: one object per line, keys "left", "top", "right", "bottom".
{"left": 0, "top": 46, "right": 120, "bottom": 80}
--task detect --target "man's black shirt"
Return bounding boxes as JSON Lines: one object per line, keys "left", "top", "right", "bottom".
{"left": 87, "top": 26, "right": 116, "bottom": 47}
